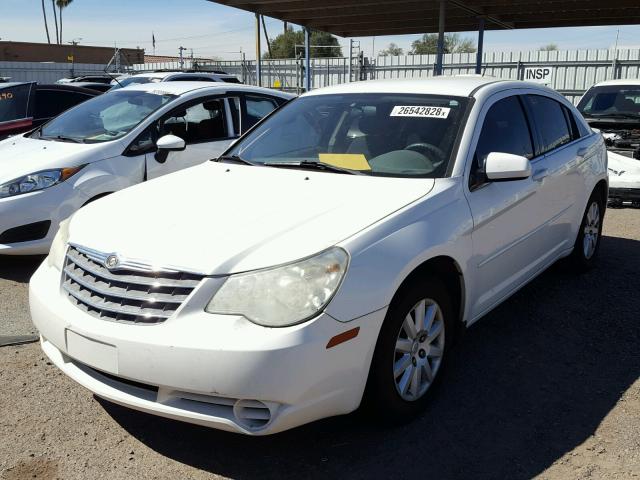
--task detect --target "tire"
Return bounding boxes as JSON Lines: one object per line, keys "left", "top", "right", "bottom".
{"left": 364, "top": 275, "right": 455, "bottom": 423}
{"left": 569, "top": 190, "right": 605, "bottom": 272}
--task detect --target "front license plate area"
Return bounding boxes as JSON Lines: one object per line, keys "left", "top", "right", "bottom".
{"left": 65, "top": 330, "right": 118, "bottom": 374}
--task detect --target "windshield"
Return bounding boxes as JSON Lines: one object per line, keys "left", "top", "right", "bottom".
{"left": 38, "top": 89, "right": 176, "bottom": 143}
{"left": 109, "top": 76, "right": 161, "bottom": 91}
{"left": 227, "top": 94, "right": 469, "bottom": 177}
{"left": 578, "top": 85, "right": 640, "bottom": 119}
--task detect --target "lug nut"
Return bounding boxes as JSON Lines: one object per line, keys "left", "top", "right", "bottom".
{"left": 418, "top": 349, "right": 426, "bottom": 358}
{"left": 412, "top": 357, "right": 417, "bottom": 366}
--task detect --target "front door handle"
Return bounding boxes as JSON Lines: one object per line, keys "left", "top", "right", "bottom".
{"left": 532, "top": 168, "right": 548, "bottom": 182}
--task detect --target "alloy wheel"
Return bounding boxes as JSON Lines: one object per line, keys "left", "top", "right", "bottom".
{"left": 583, "top": 201, "right": 601, "bottom": 260}
{"left": 393, "top": 298, "right": 445, "bottom": 401}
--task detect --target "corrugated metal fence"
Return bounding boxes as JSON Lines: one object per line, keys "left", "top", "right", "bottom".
{"left": 2, "top": 48, "right": 639, "bottom": 103}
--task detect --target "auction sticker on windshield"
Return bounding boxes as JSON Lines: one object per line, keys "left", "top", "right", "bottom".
{"left": 390, "top": 106, "right": 450, "bottom": 118}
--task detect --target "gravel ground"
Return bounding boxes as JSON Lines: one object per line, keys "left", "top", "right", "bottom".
{"left": 0, "top": 208, "right": 639, "bottom": 480}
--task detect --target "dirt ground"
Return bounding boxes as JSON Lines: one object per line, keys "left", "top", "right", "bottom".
{"left": 0, "top": 208, "right": 639, "bottom": 480}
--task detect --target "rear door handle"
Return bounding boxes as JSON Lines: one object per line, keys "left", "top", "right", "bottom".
{"left": 577, "top": 147, "right": 589, "bottom": 158}
{"left": 532, "top": 168, "right": 548, "bottom": 182}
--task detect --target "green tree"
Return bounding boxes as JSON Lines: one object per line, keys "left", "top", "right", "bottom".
{"left": 56, "top": 0, "right": 74, "bottom": 45}
{"left": 410, "top": 33, "right": 476, "bottom": 55}
{"left": 539, "top": 43, "right": 559, "bottom": 51}
{"left": 379, "top": 42, "right": 404, "bottom": 57}
{"left": 264, "top": 28, "right": 342, "bottom": 59}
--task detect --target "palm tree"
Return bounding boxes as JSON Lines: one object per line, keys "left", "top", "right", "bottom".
{"left": 51, "top": 0, "right": 59, "bottom": 43}
{"left": 41, "top": 0, "right": 51, "bottom": 44}
{"left": 56, "top": 0, "right": 74, "bottom": 45}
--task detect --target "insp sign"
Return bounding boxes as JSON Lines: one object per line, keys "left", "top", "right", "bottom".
{"left": 523, "top": 67, "right": 553, "bottom": 85}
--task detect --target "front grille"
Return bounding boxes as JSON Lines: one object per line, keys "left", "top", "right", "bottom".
{"left": 62, "top": 245, "right": 204, "bottom": 324}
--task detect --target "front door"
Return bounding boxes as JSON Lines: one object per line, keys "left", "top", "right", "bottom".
{"left": 465, "top": 94, "right": 551, "bottom": 321}
{"left": 146, "top": 96, "right": 237, "bottom": 179}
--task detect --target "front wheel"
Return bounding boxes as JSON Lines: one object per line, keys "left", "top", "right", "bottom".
{"left": 569, "top": 191, "right": 604, "bottom": 272}
{"left": 364, "top": 276, "right": 454, "bottom": 422}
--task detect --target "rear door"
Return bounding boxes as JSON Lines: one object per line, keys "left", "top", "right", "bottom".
{"left": 522, "top": 94, "right": 584, "bottom": 253}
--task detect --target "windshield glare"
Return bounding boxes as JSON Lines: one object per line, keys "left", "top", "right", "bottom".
{"left": 39, "top": 90, "right": 176, "bottom": 143}
{"left": 228, "top": 94, "right": 469, "bottom": 178}
{"left": 578, "top": 85, "right": 640, "bottom": 118}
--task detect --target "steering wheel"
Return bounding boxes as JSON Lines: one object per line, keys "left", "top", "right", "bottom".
{"left": 405, "top": 142, "right": 446, "bottom": 164}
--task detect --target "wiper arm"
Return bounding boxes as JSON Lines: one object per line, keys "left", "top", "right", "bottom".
{"left": 586, "top": 112, "right": 640, "bottom": 119}
{"left": 41, "top": 135, "right": 84, "bottom": 143}
{"left": 216, "top": 154, "right": 256, "bottom": 166}
{"left": 263, "top": 160, "right": 364, "bottom": 175}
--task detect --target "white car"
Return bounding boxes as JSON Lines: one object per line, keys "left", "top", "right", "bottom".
{"left": 30, "top": 76, "right": 607, "bottom": 435}
{"left": 0, "top": 82, "right": 292, "bottom": 254}
{"left": 577, "top": 79, "right": 640, "bottom": 206}
{"left": 110, "top": 71, "right": 241, "bottom": 90}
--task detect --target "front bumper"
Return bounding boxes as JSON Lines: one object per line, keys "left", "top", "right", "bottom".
{"left": 0, "top": 182, "right": 88, "bottom": 255}
{"left": 30, "top": 261, "right": 386, "bottom": 435}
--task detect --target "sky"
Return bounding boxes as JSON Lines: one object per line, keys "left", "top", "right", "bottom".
{"left": 3, "top": 0, "right": 640, "bottom": 60}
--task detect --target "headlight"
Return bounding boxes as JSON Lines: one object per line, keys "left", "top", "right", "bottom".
{"left": 206, "top": 247, "right": 349, "bottom": 327}
{"left": 0, "top": 166, "right": 85, "bottom": 199}
{"left": 47, "top": 216, "right": 72, "bottom": 271}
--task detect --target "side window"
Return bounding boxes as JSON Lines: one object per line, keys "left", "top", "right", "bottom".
{"left": 525, "top": 95, "right": 572, "bottom": 154}
{"left": 244, "top": 95, "right": 279, "bottom": 130}
{"left": 160, "top": 98, "right": 228, "bottom": 144}
{"left": 126, "top": 125, "right": 157, "bottom": 156}
{"left": 34, "top": 90, "right": 92, "bottom": 120}
{"left": 471, "top": 96, "right": 534, "bottom": 189}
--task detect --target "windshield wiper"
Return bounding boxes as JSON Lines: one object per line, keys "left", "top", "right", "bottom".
{"left": 216, "top": 154, "right": 256, "bottom": 166}
{"left": 263, "top": 160, "right": 364, "bottom": 175}
{"left": 40, "top": 135, "right": 84, "bottom": 143}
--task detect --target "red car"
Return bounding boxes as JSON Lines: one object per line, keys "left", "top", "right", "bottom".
{"left": 0, "top": 82, "right": 99, "bottom": 139}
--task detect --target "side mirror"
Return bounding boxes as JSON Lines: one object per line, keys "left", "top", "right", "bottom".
{"left": 156, "top": 134, "right": 185, "bottom": 152}
{"left": 484, "top": 152, "right": 531, "bottom": 181}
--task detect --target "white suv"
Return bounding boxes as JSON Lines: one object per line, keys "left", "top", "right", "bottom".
{"left": 30, "top": 76, "right": 607, "bottom": 435}
{"left": 110, "top": 71, "right": 241, "bottom": 90}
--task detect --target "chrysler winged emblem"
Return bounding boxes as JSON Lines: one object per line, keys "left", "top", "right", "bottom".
{"left": 105, "top": 255, "right": 119, "bottom": 269}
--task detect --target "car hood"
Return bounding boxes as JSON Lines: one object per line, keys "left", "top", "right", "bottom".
{"left": 608, "top": 151, "right": 640, "bottom": 186}
{"left": 70, "top": 162, "right": 435, "bottom": 275}
{"left": 0, "top": 135, "right": 113, "bottom": 181}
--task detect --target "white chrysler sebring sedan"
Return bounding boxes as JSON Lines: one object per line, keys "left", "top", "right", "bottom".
{"left": 0, "top": 82, "right": 292, "bottom": 255}
{"left": 30, "top": 76, "right": 607, "bottom": 435}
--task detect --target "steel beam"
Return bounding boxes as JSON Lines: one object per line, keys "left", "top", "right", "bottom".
{"left": 476, "top": 17, "right": 485, "bottom": 74}
{"left": 304, "top": 26, "right": 311, "bottom": 90}
{"left": 436, "top": 0, "right": 446, "bottom": 76}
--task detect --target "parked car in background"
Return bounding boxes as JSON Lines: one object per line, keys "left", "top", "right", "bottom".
{"left": 109, "top": 71, "right": 241, "bottom": 90}
{"left": 57, "top": 74, "right": 118, "bottom": 85}
{"left": 577, "top": 79, "right": 640, "bottom": 206}
{"left": 0, "top": 82, "right": 99, "bottom": 139}
{"left": 30, "top": 77, "right": 607, "bottom": 435}
{"left": 0, "top": 81, "right": 292, "bottom": 254}
{"left": 69, "top": 82, "right": 114, "bottom": 93}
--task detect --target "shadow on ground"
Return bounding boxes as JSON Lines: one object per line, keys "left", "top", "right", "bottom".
{"left": 99, "top": 234, "right": 640, "bottom": 479}
{"left": 0, "top": 256, "right": 45, "bottom": 282}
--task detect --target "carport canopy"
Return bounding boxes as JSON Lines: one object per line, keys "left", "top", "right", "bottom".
{"left": 206, "top": 0, "right": 640, "bottom": 87}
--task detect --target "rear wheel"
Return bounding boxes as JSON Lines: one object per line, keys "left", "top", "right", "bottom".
{"left": 570, "top": 190, "right": 604, "bottom": 272}
{"left": 364, "top": 276, "right": 454, "bottom": 422}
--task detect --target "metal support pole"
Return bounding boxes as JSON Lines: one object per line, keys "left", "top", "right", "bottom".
{"left": 435, "top": 0, "right": 446, "bottom": 76}
{"left": 304, "top": 26, "right": 311, "bottom": 91}
{"left": 255, "top": 13, "right": 262, "bottom": 87}
{"left": 348, "top": 39, "right": 353, "bottom": 82}
{"left": 475, "top": 17, "right": 485, "bottom": 75}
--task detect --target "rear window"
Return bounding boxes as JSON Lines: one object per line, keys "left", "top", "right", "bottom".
{"left": 0, "top": 84, "right": 32, "bottom": 123}
{"left": 222, "top": 77, "right": 241, "bottom": 84}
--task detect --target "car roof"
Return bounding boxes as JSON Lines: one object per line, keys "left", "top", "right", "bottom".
{"left": 301, "top": 75, "right": 553, "bottom": 98}
{"left": 129, "top": 71, "right": 233, "bottom": 80}
{"left": 121, "top": 81, "right": 295, "bottom": 99}
{"left": 590, "top": 78, "right": 640, "bottom": 87}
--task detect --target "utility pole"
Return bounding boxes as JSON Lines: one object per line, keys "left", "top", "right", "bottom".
{"left": 178, "top": 46, "right": 187, "bottom": 70}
